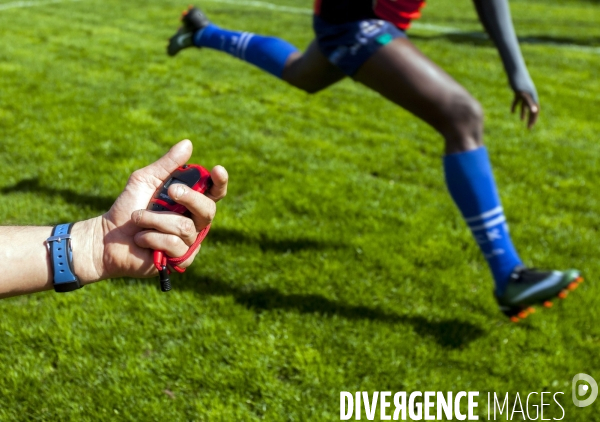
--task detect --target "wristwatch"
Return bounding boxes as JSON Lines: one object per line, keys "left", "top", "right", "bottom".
{"left": 46, "top": 223, "right": 83, "bottom": 292}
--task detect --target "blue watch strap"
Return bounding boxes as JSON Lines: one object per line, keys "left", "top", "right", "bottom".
{"left": 48, "top": 223, "right": 82, "bottom": 293}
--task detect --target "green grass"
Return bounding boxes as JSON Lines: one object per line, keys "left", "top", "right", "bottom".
{"left": 0, "top": 0, "right": 599, "bottom": 420}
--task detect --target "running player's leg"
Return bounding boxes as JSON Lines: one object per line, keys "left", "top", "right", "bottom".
{"left": 353, "top": 38, "right": 581, "bottom": 319}
{"left": 354, "top": 39, "right": 516, "bottom": 291}
{"left": 282, "top": 41, "right": 346, "bottom": 93}
{"left": 168, "top": 6, "right": 345, "bottom": 93}
{"left": 354, "top": 38, "right": 482, "bottom": 154}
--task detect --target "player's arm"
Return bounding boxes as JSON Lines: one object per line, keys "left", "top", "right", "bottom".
{"left": 472, "top": 0, "right": 539, "bottom": 128}
{"left": 0, "top": 140, "right": 228, "bottom": 299}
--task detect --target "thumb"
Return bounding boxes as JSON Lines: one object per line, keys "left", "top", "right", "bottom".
{"left": 139, "top": 140, "right": 193, "bottom": 185}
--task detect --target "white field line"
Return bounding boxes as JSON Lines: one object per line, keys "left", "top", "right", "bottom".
{"left": 0, "top": 0, "right": 80, "bottom": 11}
{"left": 2, "top": 0, "right": 598, "bottom": 55}
{"left": 204, "top": 0, "right": 312, "bottom": 15}
{"left": 206, "top": 0, "right": 467, "bottom": 34}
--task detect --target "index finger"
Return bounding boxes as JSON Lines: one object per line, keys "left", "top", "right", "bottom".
{"left": 167, "top": 183, "right": 216, "bottom": 229}
{"left": 205, "top": 165, "right": 228, "bottom": 202}
{"left": 523, "top": 95, "right": 540, "bottom": 129}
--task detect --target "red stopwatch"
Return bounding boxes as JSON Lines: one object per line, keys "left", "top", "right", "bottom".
{"left": 148, "top": 164, "right": 212, "bottom": 292}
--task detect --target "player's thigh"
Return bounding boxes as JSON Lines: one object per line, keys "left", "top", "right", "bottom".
{"left": 353, "top": 37, "right": 482, "bottom": 136}
{"left": 282, "top": 40, "right": 346, "bottom": 93}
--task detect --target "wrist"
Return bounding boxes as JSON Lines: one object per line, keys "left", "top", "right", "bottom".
{"left": 508, "top": 70, "right": 534, "bottom": 91}
{"left": 70, "top": 217, "right": 105, "bottom": 285}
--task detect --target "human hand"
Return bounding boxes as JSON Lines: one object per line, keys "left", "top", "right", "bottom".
{"left": 511, "top": 91, "right": 539, "bottom": 129}
{"left": 72, "top": 140, "right": 228, "bottom": 283}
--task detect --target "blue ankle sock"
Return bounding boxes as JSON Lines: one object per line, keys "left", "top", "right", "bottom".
{"left": 443, "top": 147, "right": 522, "bottom": 295}
{"left": 193, "top": 24, "right": 299, "bottom": 78}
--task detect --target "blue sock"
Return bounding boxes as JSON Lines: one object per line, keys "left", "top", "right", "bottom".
{"left": 193, "top": 24, "right": 299, "bottom": 78}
{"left": 443, "top": 147, "right": 522, "bottom": 295}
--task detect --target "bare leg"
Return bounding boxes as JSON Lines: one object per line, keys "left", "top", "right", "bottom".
{"left": 282, "top": 41, "right": 346, "bottom": 94}
{"left": 353, "top": 38, "right": 483, "bottom": 154}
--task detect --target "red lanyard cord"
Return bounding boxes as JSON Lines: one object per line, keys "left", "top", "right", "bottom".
{"left": 153, "top": 224, "right": 211, "bottom": 273}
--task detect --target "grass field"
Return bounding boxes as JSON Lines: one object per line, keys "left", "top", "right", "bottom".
{"left": 0, "top": 0, "right": 599, "bottom": 420}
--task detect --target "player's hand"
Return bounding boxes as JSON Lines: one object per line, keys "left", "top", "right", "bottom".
{"left": 74, "top": 140, "right": 228, "bottom": 283}
{"left": 511, "top": 91, "right": 539, "bottom": 129}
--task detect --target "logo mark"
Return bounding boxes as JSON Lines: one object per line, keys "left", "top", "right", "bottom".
{"left": 177, "top": 33, "right": 192, "bottom": 46}
{"left": 572, "top": 374, "right": 598, "bottom": 407}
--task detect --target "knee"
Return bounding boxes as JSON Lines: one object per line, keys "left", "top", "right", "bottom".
{"left": 298, "top": 84, "right": 323, "bottom": 95}
{"left": 447, "top": 92, "right": 483, "bottom": 131}
{"left": 283, "top": 71, "right": 323, "bottom": 94}
{"left": 439, "top": 92, "right": 484, "bottom": 151}
{"left": 282, "top": 74, "right": 321, "bottom": 94}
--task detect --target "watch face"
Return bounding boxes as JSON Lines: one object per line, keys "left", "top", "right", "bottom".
{"left": 53, "top": 280, "right": 82, "bottom": 292}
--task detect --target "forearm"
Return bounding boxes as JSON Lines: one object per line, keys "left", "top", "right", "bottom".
{"left": 0, "top": 141, "right": 226, "bottom": 300}
{"left": 0, "top": 218, "right": 102, "bottom": 299}
{"left": 473, "top": 0, "right": 538, "bottom": 102}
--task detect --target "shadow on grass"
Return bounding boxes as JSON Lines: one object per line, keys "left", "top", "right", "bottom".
{"left": 0, "top": 177, "right": 115, "bottom": 211}
{"left": 411, "top": 32, "right": 600, "bottom": 48}
{"left": 5, "top": 177, "right": 485, "bottom": 348}
{"left": 208, "top": 227, "right": 345, "bottom": 253}
{"left": 1, "top": 177, "right": 342, "bottom": 253}
{"left": 170, "top": 276, "right": 486, "bottom": 349}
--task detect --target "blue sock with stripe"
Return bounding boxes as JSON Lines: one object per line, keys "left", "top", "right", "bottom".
{"left": 444, "top": 147, "right": 522, "bottom": 295}
{"left": 193, "top": 24, "right": 299, "bottom": 78}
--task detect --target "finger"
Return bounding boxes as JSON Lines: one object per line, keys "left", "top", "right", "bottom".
{"left": 522, "top": 94, "right": 540, "bottom": 129}
{"left": 134, "top": 230, "right": 191, "bottom": 258}
{"left": 171, "top": 244, "right": 202, "bottom": 270}
{"left": 511, "top": 95, "right": 519, "bottom": 114}
{"left": 132, "top": 209, "right": 198, "bottom": 246}
{"left": 205, "top": 165, "right": 228, "bottom": 202}
{"left": 528, "top": 106, "right": 539, "bottom": 129}
{"left": 130, "top": 140, "right": 193, "bottom": 189}
{"left": 520, "top": 100, "right": 526, "bottom": 121}
{"left": 523, "top": 94, "right": 539, "bottom": 115}
{"left": 168, "top": 183, "right": 216, "bottom": 229}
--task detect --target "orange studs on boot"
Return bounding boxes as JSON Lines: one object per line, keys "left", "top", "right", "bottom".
{"left": 527, "top": 307, "right": 536, "bottom": 314}
{"left": 567, "top": 282, "right": 579, "bottom": 291}
{"left": 543, "top": 301, "right": 553, "bottom": 308}
{"left": 181, "top": 5, "right": 194, "bottom": 19}
{"left": 575, "top": 276, "right": 584, "bottom": 284}
{"left": 518, "top": 310, "right": 529, "bottom": 319}
{"left": 510, "top": 316, "right": 520, "bottom": 323}
{"left": 558, "top": 291, "right": 568, "bottom": 299}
